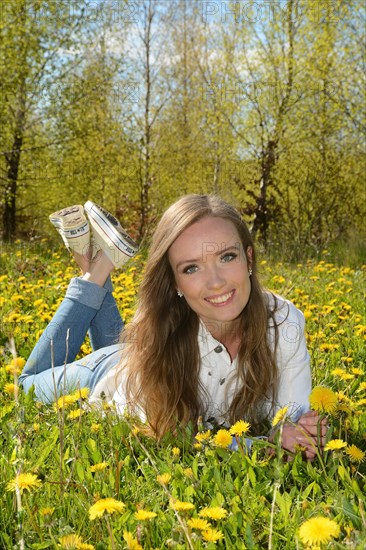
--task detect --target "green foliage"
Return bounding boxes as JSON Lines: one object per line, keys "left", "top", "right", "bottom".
{"left": 1, "top": 0, "right": 365, "bottom": 250}
{"left": 0, "top": 244, "right": 365, "bottom": 548}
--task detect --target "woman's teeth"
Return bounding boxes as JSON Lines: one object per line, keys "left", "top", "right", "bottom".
{"left": 206, "top": 291, "right": 234, "bottom": 304}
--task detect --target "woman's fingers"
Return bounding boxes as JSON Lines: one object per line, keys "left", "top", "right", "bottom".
{"left": 274, "top": 411, "right": 331, "bottom": 460}
{"left": 296, "top": 411, "right": 329, "bottom": 447}
{"left": 281, "top": 425, "right": 323, "bottom": 456}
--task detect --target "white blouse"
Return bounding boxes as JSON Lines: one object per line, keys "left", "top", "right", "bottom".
{"left": 90, "top": 294, "right": 311, "bottom": 426}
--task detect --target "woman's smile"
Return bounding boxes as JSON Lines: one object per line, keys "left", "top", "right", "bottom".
{"left": 204, "top": 289, "right": 235, "bottom": 305}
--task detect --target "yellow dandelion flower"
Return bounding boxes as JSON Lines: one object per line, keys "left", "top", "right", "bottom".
{"left": 338, "top": 403, "right": 353, "bottom": 414}
{"left": 319, "top": 343, "right": 339, "bottom": 352}
{"left": 40, "top": 507, "right": 54, "bottom": 516}
{"left": 183, "top": 468, "right": 194, "bottom": 478}
{"left": 123, "top": 531, "right": 143, "bottom": 550}
{"left": 212, "top": 429, "right": 232, "bottom": 448}
{"left": 58, "top": 534, "right": 83, "bottom": 549}
{"left": 78, "top": 544, "right": 95, "bottom": 550}
{"left": 195, "top": 430, "right": 211, "bottom": 443}
{"left": 273, "top": 275, "right": 285, "bottom": 283}
{"left": 55, "top": 394, "right": 78, "bottom": 409}
{"left": 324, "top": 439, "right": 347, "bottom": 451}
{"left": 72, "top": 387, "right": 90, "bottom": 400}
{"left": 90, "top": 423, "right": 101, "bottom": 433}
{"left": 331, "top": 368, "right": 346, "bottom": 377}
{"left": 172, "top": 447, "right": 180, "bottom": 456}
{"left": 11, "top": 294, "right": 24, "bottom": 302}
{"left": 299, "top": 517, "right": 340, "bottom": 546}
{"left": 202, "top": 528, "right": 224, "bottom": 543}
{"left": 68, "top": 409, "right": 84, "bottom": 420}
{"left": 187, "top": 517, "right": 211, "bottom": 530}
{"left": 5, "top": 357, "right": 25, "bottom": 375}
{"left": 355, "top": 324, "right": 366, "bottom": 336}
{"left": 339, "top": 373, "right": 354, "bottom": 381}
{"left": 229, "top": 420, "right": 251, "bottom": 436}
{"left": 5, "top": 365, "right": 22, "bottom": 376}
{"left": 351, "top": 368, "right": 363, "bottom": 375}
{"left": 309, "top": 387, "right": 338, "bottom": 414}
{"left": 358, "top": 382, "right": 366, "bottom": 392}
{"left": 271, "top": 406, "right": 289, "bottom": 428}
{"left": 89, "top": 498, "right": 125, "bottom": 520}
{"left": 294, "top": 444, "right": 307, "bottom": 453}
{"left": 356, "top": 398, "right": 366, "bottom": 407}
{"left": 199, "top": 507, "right": 228, "bottom": 520}
{"left": 4, "top": 382, "right": 19, "bottom": 395}
{"left": 90, "top": 462, "right": 108, "bottom": 472}
{"left": 135, "top": 509, "right": 157, "bottom": 521}
{"left": 169, "top": 499, "right": 195, "bottom": 512}
{"left": 336, "top": 391, "right": 351, "bottom": 403}
{"left": 346, "top": 445, "right": 365, "bottom": 463}
{"left": 156, "top": 473, "right": 172, "bottom": 485}
{"left": 6, "top": 473, "right": 42, "bottom": 494}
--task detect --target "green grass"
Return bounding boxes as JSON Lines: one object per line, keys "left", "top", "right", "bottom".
{"left": 0, "top": 242, "right": 365, "bottom": 549}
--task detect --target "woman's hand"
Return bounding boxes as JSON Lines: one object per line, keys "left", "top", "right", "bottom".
{"left": 269, "top": 410, "right": 328, "bottom": 461}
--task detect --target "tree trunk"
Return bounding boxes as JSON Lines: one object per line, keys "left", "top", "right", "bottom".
{"left": 250, "top": 139, "right": 278, "bottom": 243}
{"left": 250, "top": 0, "right": 295, "bottom": 244}
{"left": 3, "top": 85, "right": 26, "bottom": 241}
{"left": 139, "top": 0, "right": 154, "bottom": 240}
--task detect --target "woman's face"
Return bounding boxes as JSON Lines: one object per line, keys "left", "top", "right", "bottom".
{"left": 168, "top": 216, "right": 252, "bottom": 338}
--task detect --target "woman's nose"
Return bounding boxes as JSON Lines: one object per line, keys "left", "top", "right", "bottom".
{"left": 206, "top": 265, "right": 225, "bottom": 289}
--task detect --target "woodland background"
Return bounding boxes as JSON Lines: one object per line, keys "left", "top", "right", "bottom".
{"left": 0, "top": 0, "right": 365, "bottom": 260}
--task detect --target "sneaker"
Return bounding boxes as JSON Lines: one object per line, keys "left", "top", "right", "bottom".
{"left": 49, "top": 205, "right": 91, "bottom": 254}
{"left": 84, "top": 201, "right": 138, "bottom": 267}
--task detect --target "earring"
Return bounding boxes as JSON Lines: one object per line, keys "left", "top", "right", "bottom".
{"left": 249, "top": 268, "right": 253, "bottom": 277}
{"left": 177, "top": 290, "right": 183, "bottom": 298}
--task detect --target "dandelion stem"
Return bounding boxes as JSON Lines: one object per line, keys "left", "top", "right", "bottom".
{"left": 51, "top": 337, "right": 64, "bottom": 492}
{"left": 269, "top": 482, "right": 280, "bottom": 550}
{"left": 105, "top": 515, "right": 116, "bottom": 550}
{"left": 8, "top": 337, "right": 25, "bottom": 550}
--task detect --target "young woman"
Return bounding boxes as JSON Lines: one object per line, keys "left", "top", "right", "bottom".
{"left": 20, "top": 195, "right": 327, "bottom": 459}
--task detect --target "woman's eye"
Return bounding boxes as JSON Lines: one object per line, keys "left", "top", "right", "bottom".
{"left": 183, "top": 264, "right": 198, "bottom": 274}
{"left": 221, "top": 252, "right": 237, "bottom": 263}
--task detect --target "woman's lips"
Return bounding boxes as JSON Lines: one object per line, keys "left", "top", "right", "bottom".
{"left": 204, "top": 289, "right": 235, "bottom": 306}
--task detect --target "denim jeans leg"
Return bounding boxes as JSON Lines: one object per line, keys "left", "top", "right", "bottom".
{"left": 20, "top": 277, "right": 114, "bottom": 381}
{"left": 88, "top": 276, "right": 124, "bottom": 349}
{"left": 20, "top": 344, "right": 122, "bottom": 403}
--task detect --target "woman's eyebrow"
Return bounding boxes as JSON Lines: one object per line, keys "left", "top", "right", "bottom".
{"left": 175, "top": 243, "right": 240, "bottom": 269}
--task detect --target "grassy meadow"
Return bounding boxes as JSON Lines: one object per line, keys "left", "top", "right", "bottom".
{"left": 0, "top": 241, "right": 365, "bottom": 549}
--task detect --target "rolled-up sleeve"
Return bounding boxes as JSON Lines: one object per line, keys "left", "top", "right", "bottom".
{"left": 265, "top": 294, "right": 311, "bottom": 422}
{"left": 274, "top": 301, "right": 311, "bottom": 421}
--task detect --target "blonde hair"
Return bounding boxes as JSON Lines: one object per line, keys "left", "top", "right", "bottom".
{"left": 121, "top": 194, "right": 279, "bottom": 438}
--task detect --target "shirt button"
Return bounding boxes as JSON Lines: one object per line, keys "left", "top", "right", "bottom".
{"left": 214, "top": 345, "right": 223, "bottom": 353}
{"left": 208, "top": 372, "right": 212, "bottom": 376}
{"left": 219, "top": 378, "right": 226, "bottom": 385}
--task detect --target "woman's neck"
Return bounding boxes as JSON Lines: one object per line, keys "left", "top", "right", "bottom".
{"left": 207, "top": 320, "right": 241, "bottom": 362}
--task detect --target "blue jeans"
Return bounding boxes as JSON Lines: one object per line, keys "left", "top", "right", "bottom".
{"left": 19, "top": 277, "right": 124, "bottom": 402}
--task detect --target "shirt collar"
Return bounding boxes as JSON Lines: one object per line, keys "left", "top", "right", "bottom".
{"left": 198, "top": 320, "right": 225, "bottom": 358}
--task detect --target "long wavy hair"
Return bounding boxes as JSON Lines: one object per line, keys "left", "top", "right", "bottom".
{"left": 121, "top": 194, "right": 279, "bottom": 438}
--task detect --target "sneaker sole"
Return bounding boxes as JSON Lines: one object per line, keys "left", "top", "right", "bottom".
{"left": 49, "top": 205, "right": 90, "bottom": 253}
{"left": 84, "top": 202, "right": 138, "bottom": 267}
